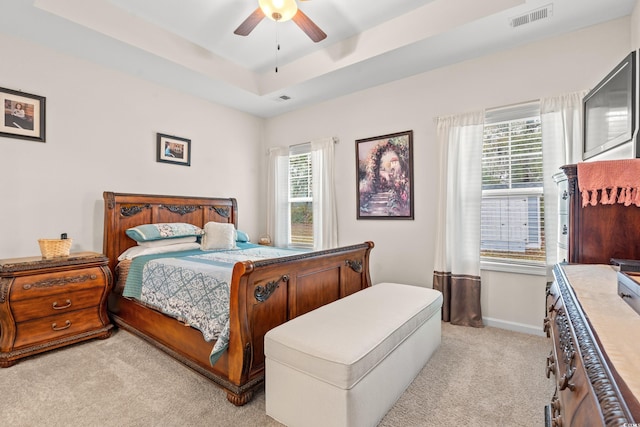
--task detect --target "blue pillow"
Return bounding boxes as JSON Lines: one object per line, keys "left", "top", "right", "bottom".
{"left": 126, "top": 223, "right": 203, "bottom": 242}
{"left": 235, "top": 230, "right": 250, "bottom": 242}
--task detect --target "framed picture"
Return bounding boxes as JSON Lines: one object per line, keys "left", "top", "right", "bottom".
{"left": 157, "top": 133, "right": 191, "bottom": 166}
{"left": 356, "top": 130, "right": 414, "bottom": 219}
{"left": 1, "top": 87, "right": 46, "bottom": 142}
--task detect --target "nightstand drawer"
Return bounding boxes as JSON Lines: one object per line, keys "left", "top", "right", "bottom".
{"left": 11, "top": 288, "right": 104, "bottom": 322}
{"left": 13, "top": 308, "right": 104, "bottom": 349}
{"left": 0, "top": 252, "right": 112, "bottom": 366}
{"left": 9, "top": 266, "right": 105, "bottom": 301}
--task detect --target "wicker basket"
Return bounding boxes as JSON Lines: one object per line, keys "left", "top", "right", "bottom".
{"left": 38, "top": 238, "right": 72, "bottom": 259}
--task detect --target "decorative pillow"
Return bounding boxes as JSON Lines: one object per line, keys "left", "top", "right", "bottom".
{"left": 235, "top": 230, "right": 250, "bottom": 243}
{"left": 117, "top": 242, "right": 201, "bottom": 261}
{"left": 137, "top": 236, "right": 197, "bottom": 248}
{"left": 126, "top": 223, "right": 203, "bottom": 242}
{"left": 201, "top": 222, "right": 236, "bottom": 250}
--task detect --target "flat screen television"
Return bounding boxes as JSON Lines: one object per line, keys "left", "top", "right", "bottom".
{"left": 583, "top": 51, "right": 637, "bottom": 160}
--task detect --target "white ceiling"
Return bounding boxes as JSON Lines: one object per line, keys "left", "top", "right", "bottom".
{"left": 0, "top": 0, "right": 636, "bottom": 117}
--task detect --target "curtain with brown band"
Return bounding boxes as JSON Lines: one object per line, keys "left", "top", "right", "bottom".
{"left": 433, "top": 111, "right": 484, "bottom": 328}
{"left": 433, "top": 272, "right": 483, "bottom": 327}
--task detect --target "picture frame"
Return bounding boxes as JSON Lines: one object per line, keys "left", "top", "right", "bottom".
{"left": 157, "top": 133, "right": 191, "bottom": 166}
{"left": 356, "top": 130, "right": 414, "bottom": 220}
{"left": 1, "top": 87, "right": 46, "bottom": 142}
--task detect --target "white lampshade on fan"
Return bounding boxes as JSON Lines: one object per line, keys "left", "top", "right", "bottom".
{"left": 259, "top": 0, "right": 298, "bottom": 22}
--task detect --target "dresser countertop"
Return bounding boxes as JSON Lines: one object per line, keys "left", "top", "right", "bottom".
{"left": 561, "top": 264, "right": 640, "bottom": 400}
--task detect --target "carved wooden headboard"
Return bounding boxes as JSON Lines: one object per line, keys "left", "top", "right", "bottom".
{"left": 102, "top": 192, "right": 238, "bottom": 274}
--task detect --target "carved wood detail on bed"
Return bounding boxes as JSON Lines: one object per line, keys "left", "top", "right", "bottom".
{"left": 102, "top": 191, "right": 374, "bottom": 405}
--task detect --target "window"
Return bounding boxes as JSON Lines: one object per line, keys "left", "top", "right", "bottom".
{"left": 269, "top": 138, "right": 336, "bottom": 250}
{"left": 481, "top": 102, "right": 545, "bottom": 265}
{"left": 288, "top": 150, "right": 313, "bottom": 247}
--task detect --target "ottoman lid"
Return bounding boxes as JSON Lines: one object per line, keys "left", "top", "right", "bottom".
{"left": 264, "top": 282, "right": 443, "bottom": 390}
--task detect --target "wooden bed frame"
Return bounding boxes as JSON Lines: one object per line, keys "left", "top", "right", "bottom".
{"left": 102, "top": 192, "right": 374, "bottom": 405}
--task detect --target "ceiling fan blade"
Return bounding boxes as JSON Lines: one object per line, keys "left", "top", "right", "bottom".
{"left": 234, "top": 7, "right": 265, "bottom": 36}
{"left": 292, "top": 9, "right": 327, "bottom": 43}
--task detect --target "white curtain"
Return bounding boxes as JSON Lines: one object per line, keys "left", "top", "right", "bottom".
{"left": 433, "top": 111, "right": 484, "bottom": 327}
{"left": 267, "top": 146, "right": 290, "bottom": 247}
{"left": 310, "top": 137, "right": 338, "bottom": 249}
{"left": 267, "top": 137, "right": 337, "bottom": 250}
{"left": 540, "top": 91, "right": 587, "bottom": 266}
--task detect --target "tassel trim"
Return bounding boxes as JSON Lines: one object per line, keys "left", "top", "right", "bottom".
{"left": 581, "top": 187, "right": 640, "bottom": 207}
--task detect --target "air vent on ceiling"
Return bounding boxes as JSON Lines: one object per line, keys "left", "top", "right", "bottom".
{"left": 274, "top": 95, "right": 292, "bottom": 102}
{"left": 510, "top": 4, "right": 553, "bottom": 28}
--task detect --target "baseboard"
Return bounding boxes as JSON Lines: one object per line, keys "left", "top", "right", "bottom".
{"left": 482, "top": 317, "right": 545, "bottom": 337}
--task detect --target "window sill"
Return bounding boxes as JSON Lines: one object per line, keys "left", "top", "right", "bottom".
{"left": 287, "top": 244, "right": 313, "bottom": 250}
{"left": 480, "top": 260, "right": 548, "bottom": 276}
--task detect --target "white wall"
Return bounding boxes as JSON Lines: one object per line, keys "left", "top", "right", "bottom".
{"left": 261, "top": 18, "right": 632, "bottom": 335}
{"left": 586, "top": 0, "right": 639, "bottom": 162}
{"left": 0, "top": 16, "right": 633, "bottom": 336}
{"left": 632, "top": 0, "right": 640, "bottom": 49}
{"left": 0, "top": 34, "right": 264, "bottom": 259}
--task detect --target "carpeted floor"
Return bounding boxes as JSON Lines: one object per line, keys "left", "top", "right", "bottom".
{"left": 1, "top": 322, "right": 554, "bottom": 426}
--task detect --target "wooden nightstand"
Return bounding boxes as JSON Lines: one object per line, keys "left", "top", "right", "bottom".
{"left": 0, "top": 252, "right": 113, "bottom": 367}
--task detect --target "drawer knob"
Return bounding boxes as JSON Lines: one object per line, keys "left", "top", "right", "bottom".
{"left": 550, "top": 393, "right": 563, "bottom": 426}
{"left": 551, "top": 395, "right": 561, "bottom": 414}
{"left": 546, "top": 352, "right": 555, "bottom": 378}
{"left": 52, "top": 320, "right": 71, "bottom": 331}
{"left": 620, "top": 292, "right": 632, "bottom": 299}
{"left": 543, "top": 317, "right": 551, "bottom": 338}
{"left": 558, "top": 371, "right": 575, "bottom": 392}
{"left": 552, "top": 414, "right": 563, "bottom": 427}
{"left": 52, "top": 299, "right": 72, "bottom": 310}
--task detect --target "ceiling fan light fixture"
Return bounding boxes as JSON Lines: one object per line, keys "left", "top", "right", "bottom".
{"left": 259, "top": 0, "right": 298, "bottom": 22}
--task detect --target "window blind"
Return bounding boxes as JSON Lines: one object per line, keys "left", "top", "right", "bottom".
{"left": 481, "top": 103, "right": 545, "bottom": 264}
{"left": 288, "top": 150, "right": 313, "bottom": 246}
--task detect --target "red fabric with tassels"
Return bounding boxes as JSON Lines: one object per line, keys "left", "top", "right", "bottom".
{"left": 577, "top": 159, "right": 640, "bottom": 207}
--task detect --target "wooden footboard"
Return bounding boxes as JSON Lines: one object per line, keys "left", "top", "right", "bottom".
{"left": 103, "top": 192, "right": 373, "bottom": 405}
{"left": 226, "top": 241, "right": 373, "bottom": 404}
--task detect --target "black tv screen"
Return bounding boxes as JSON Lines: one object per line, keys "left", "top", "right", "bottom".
{"left": 583, "top": 51, "right": 636, "bottom": 160}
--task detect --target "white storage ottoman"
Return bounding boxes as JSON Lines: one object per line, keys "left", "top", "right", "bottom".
{"left": 264, "top": 282, "right": 443, "bottom": 427}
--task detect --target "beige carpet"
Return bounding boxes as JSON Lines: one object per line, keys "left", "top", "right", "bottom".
{"left": 1, "top": 322, "right": 554, "bottom": 426}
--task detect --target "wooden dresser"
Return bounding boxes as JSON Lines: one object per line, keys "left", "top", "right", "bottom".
{"left": 559, "top": 164, "right": 640, "bottom": 263}
{"left": 545, "top": 264, "right": 640, "bottom": 426}
{"left": 0, "top": 252, "right": 113, "bottom": 367}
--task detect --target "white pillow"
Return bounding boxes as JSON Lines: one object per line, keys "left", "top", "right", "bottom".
{"left": 201, "top": 222, "right": 236, "bottom": 250}
{"left": 117, "top": 242, "right": 201, "bottom": 261}
{"left": 137, "top": 236, "right": 197, "bottom": 248}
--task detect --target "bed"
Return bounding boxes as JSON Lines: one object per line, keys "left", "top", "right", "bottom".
{"left": 102, "top": 191, "right": 374, "bottom": 405}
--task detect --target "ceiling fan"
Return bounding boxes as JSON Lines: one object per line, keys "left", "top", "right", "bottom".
{"left": 234, "top": 0, "right": 327, "bottom": 43}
